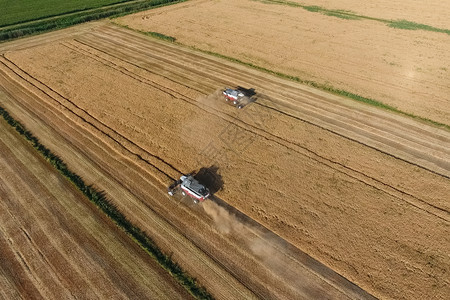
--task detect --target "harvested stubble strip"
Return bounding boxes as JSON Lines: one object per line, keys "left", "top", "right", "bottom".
{"left": 0, "top": 105, "right": 213, "bottom": 300}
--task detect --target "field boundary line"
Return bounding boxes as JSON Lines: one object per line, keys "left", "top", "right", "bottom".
{"left": 0, "top": 0, "right": 134, "bottom": 28}
{"left": 0, "top": 0, "right": 185, "bottom": 42}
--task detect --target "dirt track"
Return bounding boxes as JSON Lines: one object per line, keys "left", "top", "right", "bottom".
{"left": 116, "top": 0, "right": 450, "bottom": 126}
{"left": 0, "top": 117, "right": 190, "bottom": 299}
{"left": 0, "top": 22, "right": 449, "bottom": 299}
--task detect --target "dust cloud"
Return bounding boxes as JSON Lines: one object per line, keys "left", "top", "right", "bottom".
{"left": 179, "top": 89, "right": 223, "bottom": 156}
{"left": 197, "top": 89, "right": 223, "bottom": 107}
{"left": 202, "top": 200, "right": 285, "bottom": 269}
{"left": 202, "top": 200, "right": 244, "bottom": 234}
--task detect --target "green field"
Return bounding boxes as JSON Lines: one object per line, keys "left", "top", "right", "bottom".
{"left": 0, "top": 0, "right": 181, "bottom": 41}
{"left": 0, "top": 0, "right": 132, "bottom": 27}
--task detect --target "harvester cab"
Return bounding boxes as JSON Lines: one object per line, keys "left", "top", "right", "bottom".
{"left": 168, "top": 174, "right": 210, "bottom": 204}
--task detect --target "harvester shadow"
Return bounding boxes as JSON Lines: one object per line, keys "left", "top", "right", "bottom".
{"left": 236, "top": 86, "right": 257, "bottom": 106}
{"left": 236, "top": 86, "right": 256, "bottom": 98}
{"left": 193, "top": 165, "right": 223, "bottom": 195}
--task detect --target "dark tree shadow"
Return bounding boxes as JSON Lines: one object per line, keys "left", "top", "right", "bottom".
{"left": 194, "top": 165, "right": 223, "bottom": 194}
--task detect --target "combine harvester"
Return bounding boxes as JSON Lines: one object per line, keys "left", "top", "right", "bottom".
{"left": 223, "top": 88, "right": 246, "bottom": 109}
{"left": 222, "top": 87, "right": 256, "bottom": 109}
{"left": 168, "top": 174, "right": 210, "bottom": 204}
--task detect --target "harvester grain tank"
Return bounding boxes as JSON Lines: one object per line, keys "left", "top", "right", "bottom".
{"left": 168, "top": 174, "right": 210, "bottom": 203}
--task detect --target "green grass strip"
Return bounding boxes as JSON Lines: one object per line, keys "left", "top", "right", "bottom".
{"left": 123, "top": 25, "right": 449, "bottom": 130}
{"left": 323, "top": 11, "right": 361, "bottom": 20}
{"left": 115, "top": 23, "right": 177, "bottom": 42}
{"left": 253, "top": 0, "right": 450, "bottom": 34}
{"left": 388, "top": 20, "right": 450, "bottom": 34}
{"left": 145, "top": 31, "right": 176, "bottom": 42}
{"left": 0, "top": 0, "right": 185, "bottom": 42}
{"left": 0, "top": 0, "right": 134, "bottom": 28}
{"left": 0, "top": 105, "right": 214, "bottom": 300}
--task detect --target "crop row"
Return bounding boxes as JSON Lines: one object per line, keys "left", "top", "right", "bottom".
{"left": 126, "top": 26, "right": 449, "bottom": 130}
{"left": 0, "top": 105, "right": 213, "bottom": 300}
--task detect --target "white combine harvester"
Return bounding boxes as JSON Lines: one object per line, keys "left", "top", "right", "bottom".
{"left": 222, "top": 88, "right": 246, "bottom": 109}
{"left": 168, "top": 174, "right": 210, "bottom": 204}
